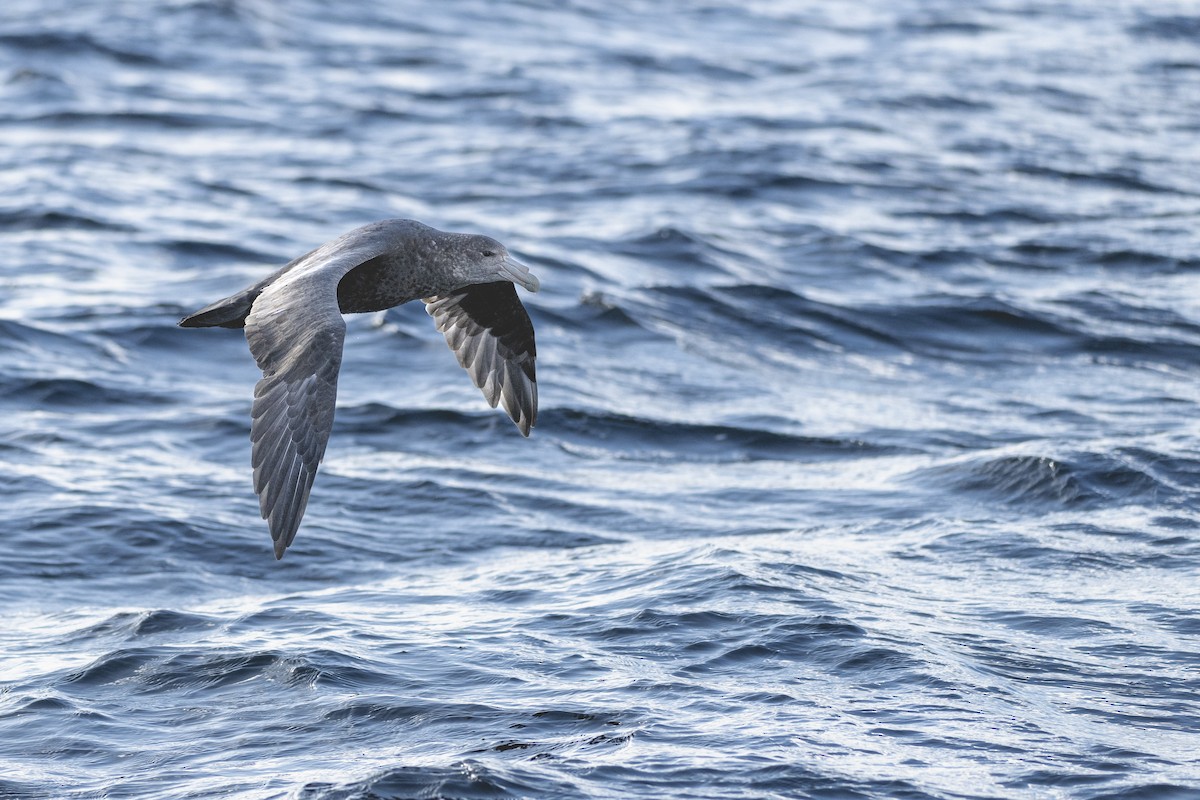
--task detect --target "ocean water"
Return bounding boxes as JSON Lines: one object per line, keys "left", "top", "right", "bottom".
{"left": 2, "top": 0, "right": 1199, "bottom": 797}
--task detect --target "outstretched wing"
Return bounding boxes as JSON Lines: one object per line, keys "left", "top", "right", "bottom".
{"left": 425, "top": 282, "right": 537, "bottom": 436}
{"left": 246, "top": 299, "right": 343, "bottom": 559}
{"left": 244, "top": 231, "right": 392, "bottom": 558}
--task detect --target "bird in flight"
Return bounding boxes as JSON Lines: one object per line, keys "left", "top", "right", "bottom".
{"left": 180, "top": 219, "right": 539, "bottom": 559}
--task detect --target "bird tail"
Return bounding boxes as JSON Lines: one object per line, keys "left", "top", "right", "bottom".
{"left": 179, "top": 287, "right": 263, "bottom": 329}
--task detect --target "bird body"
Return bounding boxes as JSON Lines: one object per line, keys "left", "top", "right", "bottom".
{"left": 180, "top": 219, "right": 539, "bottom": 559}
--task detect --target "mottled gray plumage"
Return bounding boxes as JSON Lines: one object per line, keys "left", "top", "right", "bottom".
{"left": 180, "top": 219, "right": 540, "bottom": 559}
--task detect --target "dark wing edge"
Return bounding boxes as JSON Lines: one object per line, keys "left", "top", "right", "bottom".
{"left": 425, "top": 282, "right": 537, "bottom": 436}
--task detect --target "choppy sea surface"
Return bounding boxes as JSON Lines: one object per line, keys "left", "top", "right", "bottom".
{"left": 2, "top": 1, "right": 1200, "bottom": 798}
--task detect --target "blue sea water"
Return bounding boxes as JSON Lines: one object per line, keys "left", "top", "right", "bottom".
{"left": 2, "top": 0, "right": 1200, "bottom": 797}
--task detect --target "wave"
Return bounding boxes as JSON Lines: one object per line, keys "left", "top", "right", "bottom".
{"left": 0, "top": 31, "right": 160, "bottom": 65}
{"left": 618, "top": 283, "right": 1200, "bottom": 369}
{"left": 548, "top": 407, "right": 897, "bottom": 462}
{"left": 1129, "top": 14, "right": 1200, "bottom": 41}
{"left": 297, "top": 760, "right": 581, "bottom": 800}
{"left": 0, "top": 208, "right": 134, "bottom": 232}
{"left": 59, "top": 645, "right": 388, "bottom": 693}
{"left": 909, "top": 450, "right": 1185, "bottom": 512}
{"left": 333, "top": 402, "right": 892, "bottom": 463}
{"left": 0, "top": 376, "right": 169, "bottom": 407}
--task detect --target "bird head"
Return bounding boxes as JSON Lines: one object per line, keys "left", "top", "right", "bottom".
{"left": 458, "top": 235, "right": 541, "bottom": 293}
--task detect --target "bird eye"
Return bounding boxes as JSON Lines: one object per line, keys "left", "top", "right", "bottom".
{"left": 483, "top": 250, "right": 497, "bottom": 257}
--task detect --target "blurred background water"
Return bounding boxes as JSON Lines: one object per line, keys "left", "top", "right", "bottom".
{"left": 2, "top": 1, "right": 1200, "bottom": 798}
